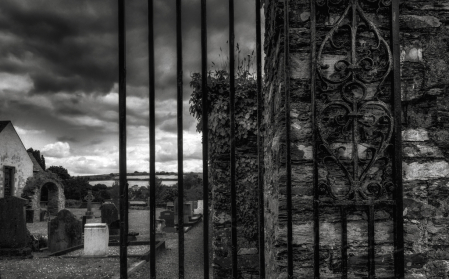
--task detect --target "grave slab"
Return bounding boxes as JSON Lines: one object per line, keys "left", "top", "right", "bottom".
{"left": 84, "top": 223, "right": 109, "bottom": 257}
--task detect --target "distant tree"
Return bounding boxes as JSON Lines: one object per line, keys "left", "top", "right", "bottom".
{"left": 92, "top": 184, "right": 108, "bottom": 191}
{"left": 108, "top": 182, "right": 120, "bottom": 200}
{"left": 47, "top": 166, "right": 71, "bottom": 180}
{"left": 185, "top": 186, "right": 203, "bottom": 201}
{"left": 27, "top": 148, "right": 46, "bottom": 170}
{"left": 98, "top": 190, "right": 111, "bottom": 201}
{"left": 92, "top": 184, "right": 110, "bottom": 202}
{"left": 162, "top": 187, "right": 179, "bottom": 203}
{"left": 64, "top": 177, "right": 90, "bottom": 200}
{"left": 184, "top": 173, "right": 201, "bottom": 190}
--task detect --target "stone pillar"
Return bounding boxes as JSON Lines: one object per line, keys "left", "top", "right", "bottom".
{"left": 400, "top": 5, "right": 449, "bottom": 278}
{"left": 263, "top": 0, "right": 449, "bottom": 278}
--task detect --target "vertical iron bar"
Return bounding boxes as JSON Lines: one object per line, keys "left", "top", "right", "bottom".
{"left": 118, "top": 0, "right": 128, "bottom": 277}
{"left": 148, "top": 0, "right": 156, "bottom": 277}
{"left": 229, "top": 0, "right": 238, "bottom": 278}
{"left": 368, "top": 205, "right": 375, "bottom": 278}
{"left": 341, "top": 207, "right": 348, "bottom": 279}
{"left": 283, "top": 0, "right": 293, "bottom": 278}
{"left": 310, "top": 0, "right": 320, "bottom": 277}
{"left": 391, "top": 0, "right": 404, "bottom": 277}
{"left": 256, "top": 0, "right": 265, "bottom": 278}
{"left": 176, "top": 0, "right": 185, "bottom": 277}
{"left": 201, "top": 0, "right": 209, "bottom": 278}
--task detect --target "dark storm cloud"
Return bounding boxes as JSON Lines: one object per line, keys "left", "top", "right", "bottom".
{"left": 0, "top": 0, "right": 259, "bottom": 98}
{"left": 0, "top": 0, "right": 263, "bottom": 174}
{"left": 0, "top": 0, "right": 119, "bottom": 95}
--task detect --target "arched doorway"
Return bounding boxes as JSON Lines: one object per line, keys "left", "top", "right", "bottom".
{"left": 40, "top": 182, "right": 59, "bottom": 215}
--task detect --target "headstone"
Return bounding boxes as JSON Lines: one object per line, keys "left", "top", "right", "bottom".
{"left": 194, "top": 200, "right": 204, "bottom": 215}
{"left": 84, "top": 223, "right": 109, "bottom": 257}
{"left": 101, "top": 203, "right": 119, "bottom": 227}
{"left": 84, "top": 189, "right": 94, "bottom": 219}
{"left": 48, "top": 209, "right": 82, "bottom": 252}
{"left": 159, "top": 210, "right": 174, "bottom": 227}
{"left": 0, "top": 197, "right": 29, "bottom": 249}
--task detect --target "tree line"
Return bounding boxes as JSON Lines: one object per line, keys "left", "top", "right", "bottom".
{"left": 46, "top": 165, "right": 203, "bottom": 204}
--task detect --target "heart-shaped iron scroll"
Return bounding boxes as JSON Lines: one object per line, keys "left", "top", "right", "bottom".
{"left": 315, "top": 0, "right": 394, "bottom": 201}
{"left": 317, "top": 100, "right": 393, "bottom": 200}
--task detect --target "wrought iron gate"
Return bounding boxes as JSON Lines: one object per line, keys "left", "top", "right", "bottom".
{"left": 306, "top": 0, "right": 403, "bottom": 277}
{"left": 117, "top": 0, "right": 263, "bottom": 278}
{"left": 116, "top": 0, "right": 403, "bottom": 278}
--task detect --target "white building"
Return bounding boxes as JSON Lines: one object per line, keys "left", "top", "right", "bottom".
{"left": 0, "top": 121, "right": 34, "bottom": 198}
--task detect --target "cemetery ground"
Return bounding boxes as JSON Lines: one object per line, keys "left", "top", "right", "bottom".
{"left": 0, "top": 207, "right": 209, "bottom": 279}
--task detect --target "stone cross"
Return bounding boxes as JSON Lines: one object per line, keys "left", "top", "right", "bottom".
{"left": 84, "top": 189, "right": 94, "bottom": 219}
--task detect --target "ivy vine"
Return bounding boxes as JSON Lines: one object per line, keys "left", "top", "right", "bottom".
{"left": 189, "top": 69, "right": 260, "bottom": 244}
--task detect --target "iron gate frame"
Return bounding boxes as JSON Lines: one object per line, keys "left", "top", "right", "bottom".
{"left": 117, "top": 0, "right": 264, "bottom": 278}
{"left": 117, "top": 0, "right": 403, "bottom": 278}
{"left": 304, "top": 0, "right": 404, "bottom": 278}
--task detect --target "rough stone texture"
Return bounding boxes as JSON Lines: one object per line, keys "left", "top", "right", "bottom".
{"left": 401, "top": 1, "right": 449, "bottom": 277}
{"left": 48, "top": 209, "right": 82, "bottom": 253}
{"left": 263, "top": 0, "right": 449, "bottom": 278}
{"left": 22, "top": 171, "right": 65, "bottom": 219}
{"left": 210, "top": 138, "right": 260, "bottom": 278}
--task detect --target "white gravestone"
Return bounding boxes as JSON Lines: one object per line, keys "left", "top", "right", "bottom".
{"left": 84, "top": 223, "right": 109, "bottom": 257}
{"left": 194, "top": 200, "right": 203, "bottom": 215}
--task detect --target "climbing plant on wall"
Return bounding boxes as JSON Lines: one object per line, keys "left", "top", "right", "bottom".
{"left": 189, "top": 62, "right": 260, "bottom": 243}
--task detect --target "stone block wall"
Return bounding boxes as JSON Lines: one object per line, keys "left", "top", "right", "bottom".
{"left": 263, "top": 0, "right": 449, "bottom": 278}
{"left": 400, "top": 1, "right": 449, "bottom": 277}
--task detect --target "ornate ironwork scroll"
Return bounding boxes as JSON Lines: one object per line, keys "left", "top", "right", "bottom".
{"left": 315, "top": 0, "right": 394, "bottom": 203}
{"left": 311, "top": 0, "right": 403, "bottom": 277}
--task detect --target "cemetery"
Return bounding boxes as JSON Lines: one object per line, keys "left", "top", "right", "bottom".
{"left": 0, "top": 194, "right": 204, "bottom": 278}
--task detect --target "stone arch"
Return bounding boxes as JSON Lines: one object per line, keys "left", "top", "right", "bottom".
{"left": 40, "top": 182, "right": 59, "bottom": 215}
{"left": 22, "top": 171, "right": 65, "bottom": 219}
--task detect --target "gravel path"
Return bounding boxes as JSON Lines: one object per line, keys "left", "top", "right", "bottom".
{"left": 130, "top": 221, "right": 213, "bottom": 279}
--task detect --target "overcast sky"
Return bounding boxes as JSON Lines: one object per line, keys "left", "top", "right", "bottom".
{"left": 0, "top": 0, "right": 264, "bottom": 176}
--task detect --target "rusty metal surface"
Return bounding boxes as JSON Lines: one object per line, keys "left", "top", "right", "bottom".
{"left": 312, "top": 0, "right": 403, "bottom": 277}
{"left": 118, "top": 0, "right": 128, "bottom": 277}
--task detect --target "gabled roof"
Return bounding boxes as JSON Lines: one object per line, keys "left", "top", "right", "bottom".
{"left": 0, "top": 121, "right": 11, "bottom": 133}
{"left": 28, "top": 151, "right": 44, "bottom": 172}
{"left": 0, "top": 121, "right": 30, "bottom": 154}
